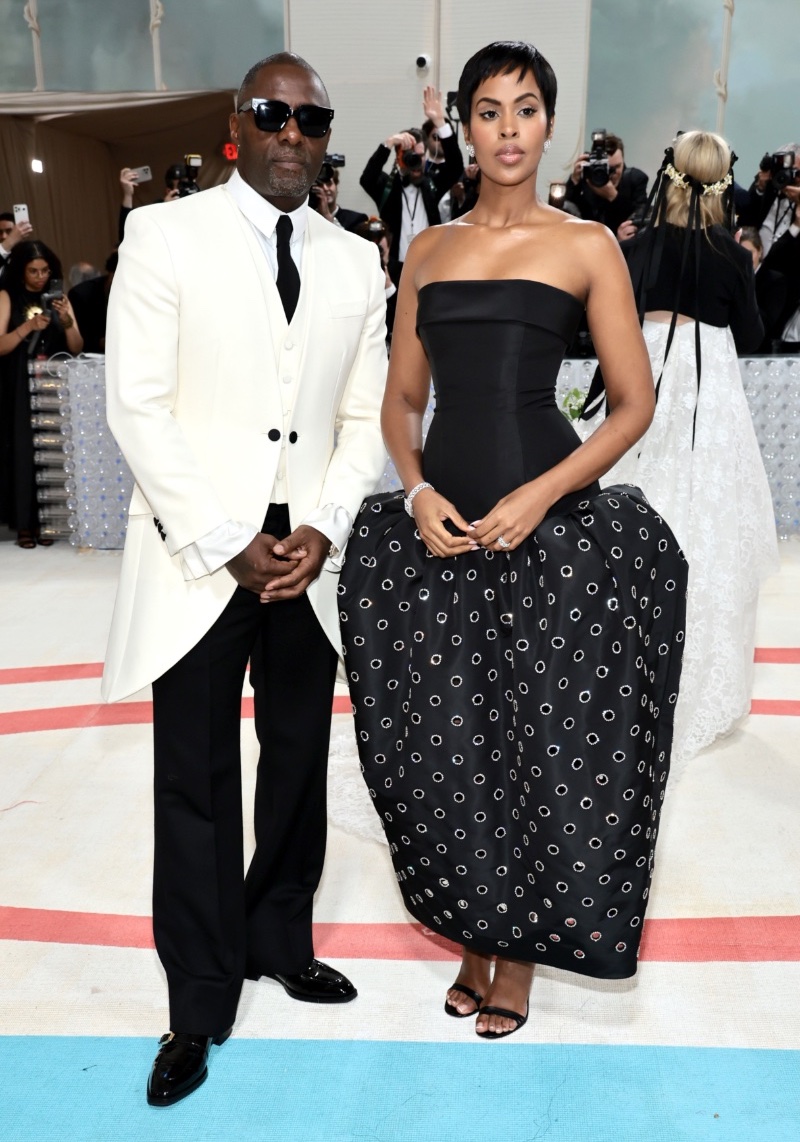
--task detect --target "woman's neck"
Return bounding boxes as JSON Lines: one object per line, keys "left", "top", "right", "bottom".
{"left": 468, "top": 176, "right": 544, "bottom": 229}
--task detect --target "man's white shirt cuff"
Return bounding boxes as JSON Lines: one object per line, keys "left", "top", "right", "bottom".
{"left": 180, "top": 520, "right": 258, "bottom": 580}
{"left": 302, "top": 503, "right": 353, "bottom": 569}
{"left": 179, "top": 504, "right": 353, "bottom": 580}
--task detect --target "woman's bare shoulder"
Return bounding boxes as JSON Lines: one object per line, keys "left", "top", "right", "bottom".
{"left": 404, "top": 223, "right": 466, "bottom": 286}
{"left": 556, "top": 215, "right": 628, "bottom": 270}
{"left": 558, "top": 214, "right": 618, "bottom": 245}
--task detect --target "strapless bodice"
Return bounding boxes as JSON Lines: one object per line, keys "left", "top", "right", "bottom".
{"left": 416, "top": 279, "right": 596, "bottom": 520}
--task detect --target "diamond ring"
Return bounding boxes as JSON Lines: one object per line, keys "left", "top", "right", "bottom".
{"left": 497, "top": 535, "right": 511, "bottom": 549}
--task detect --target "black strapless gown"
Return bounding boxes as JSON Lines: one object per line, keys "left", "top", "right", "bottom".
{"left": 339, "top": 281, "right": 688, "bottom": 980}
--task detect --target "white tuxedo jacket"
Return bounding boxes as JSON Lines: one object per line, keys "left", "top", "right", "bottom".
{"left": 101, "top": 184, "right": 387, "bottom": 702}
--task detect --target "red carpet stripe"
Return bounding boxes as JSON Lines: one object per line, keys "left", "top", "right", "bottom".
{"left": 1, "top": 906, "right": 799, "bottom": 962}
{"left": 0, "top": 649, "right": 797, "bottom": 687}
{"left": 750, "top": 699, "right": 800, "bottom": 717}
{"left": 0, "top": 662, "right": 104, "bottom": 685}
{"left": 0, "top": 695, "right": 352, "bottom": 735}
{"left": 754, "top": 648, "right": 800, "bottom": 664}
{"left": 0, "top": 694, "right": 789, "bottom": 735}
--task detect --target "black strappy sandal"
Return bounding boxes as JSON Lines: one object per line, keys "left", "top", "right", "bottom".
{"left": 475, "top": 1001, "right": 529, "bottom": 1040}
{"left": 444, "top": 983, "right": 484, "bottom": 1019}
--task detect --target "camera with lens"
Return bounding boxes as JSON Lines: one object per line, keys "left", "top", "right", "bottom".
{"left": 394, "top": 145, "right": 424, "bottom": 171}
{"left": 759, "top": 150, "right": 798, "bottom": 191}
{"left": 399, "top": 148, "right": 423, "bottom": 171}
{"left": 583, "top": 129, "right": 611, "bottom": 188}
{"left": 315, "top": 153, "right": 345, "bottom": 186}
{"left": 175, "top": 154, "right": 202, "bottom": 197}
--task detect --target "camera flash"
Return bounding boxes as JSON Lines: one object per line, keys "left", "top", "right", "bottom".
{"left": 31, "top": 158, "right": 44, "bottom": 173}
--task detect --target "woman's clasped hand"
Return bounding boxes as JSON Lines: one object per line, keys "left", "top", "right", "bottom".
{"left": 412, "top": 479, "right": 554, "bottom": 555}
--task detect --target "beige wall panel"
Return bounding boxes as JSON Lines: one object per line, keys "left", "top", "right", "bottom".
{"left": 286, "top": 0, "right": 437, "bottom": 216}
{"left": 286, "top": 0, "right": 591, "bottom": 217}
{"left": 438, "top": 0, "right": 591, "bottom": 187}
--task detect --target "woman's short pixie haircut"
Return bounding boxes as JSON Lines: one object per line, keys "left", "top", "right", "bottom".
{"left": 456, "top": 41, "right": 557, "bottom": 127}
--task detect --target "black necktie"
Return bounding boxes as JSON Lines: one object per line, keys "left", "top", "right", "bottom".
{"left": 275, "top": 214, "right": 300, "bottom": 323}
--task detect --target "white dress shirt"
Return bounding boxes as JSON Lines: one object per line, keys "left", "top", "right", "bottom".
{"left": 759, "top": 194, "right": 797, "bottom": 256}
{"left": 179, "top": 170, "right": 352, "bottom": 579}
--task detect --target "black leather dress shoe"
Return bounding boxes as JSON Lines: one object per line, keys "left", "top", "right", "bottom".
{"left": 146, "top": 1027, "right": 232, "bottom": 1107}
{"left": 257, "top": 958, "right": 357, "bottom": 1003}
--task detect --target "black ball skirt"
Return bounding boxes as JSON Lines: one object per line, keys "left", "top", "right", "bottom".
{"left": 338, "top": 485, "right": 688, "bottom": 979}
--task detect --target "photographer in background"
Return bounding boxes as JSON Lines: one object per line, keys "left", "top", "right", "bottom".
{"left": 0, "top": 240, "right": 82, "bottom": 547}
{"left": 450, "top": 162, "right": 481, "bottom": 219}
{"left": 309, "top": 160, "right": 368, "bottom": 231}
{"left": 354, "top": 217, "right": 399, "bottom": 341}
{"left": 360, "top": 86, "right": 463, "bottom": 265}
{"left": 69, "top": 251, "right": 118, "bottom": 355}
{"left": 119, "top": 160, "right": 194, "bottom": 241}
{"left": 566, "top": 131, "right": 648, "bottom": 239}
{"left": 737, "top": 226, "right": 788, "bottom": 352}
{"left": 760, "top": 188, "right": 800, "bottom": 353}
{"left": 739, "top": 145, "right": 800, "bottom": 256}
{"left": 0, "top": 211, "right": 34, "bottom": 288}
{"left": 421, "top": 117, "right": 456, "bottom": 220}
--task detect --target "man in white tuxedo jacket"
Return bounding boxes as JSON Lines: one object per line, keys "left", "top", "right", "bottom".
{"left": 102, "top": 52, "right": 387, "bottom": 1106}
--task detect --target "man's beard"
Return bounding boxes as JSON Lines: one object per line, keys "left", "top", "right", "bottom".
{"left": 264, "top": 158, "right": 311, "bottom": 198}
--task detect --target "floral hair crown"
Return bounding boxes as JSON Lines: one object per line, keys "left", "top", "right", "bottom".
{"left": 664, "top": 162, "right": 733, "bottom": 197}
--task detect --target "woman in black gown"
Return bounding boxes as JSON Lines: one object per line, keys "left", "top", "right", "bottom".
{"left": 0, "top": 240, "right": 83, "bottom": 546}
{"left": 339, "top": 42, "right": 688, "bottom": 1038}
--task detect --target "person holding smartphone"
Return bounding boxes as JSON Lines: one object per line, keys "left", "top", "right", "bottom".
{"left": 0, "top": 239, "right": 82, "bottom": 547}
{"left": 0, "top": 210, "right": 34, "bottom": 288}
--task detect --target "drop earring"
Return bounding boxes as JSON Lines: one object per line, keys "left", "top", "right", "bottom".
{"left": 543, "top": 139, "right": 551, "bottom": 154}
{"left": 466, "top": 143, "right": 475, "bottom": 160}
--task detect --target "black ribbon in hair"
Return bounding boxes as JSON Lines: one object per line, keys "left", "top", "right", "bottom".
{"left": 580, "top": 146, "right": 737, "bottom": 450}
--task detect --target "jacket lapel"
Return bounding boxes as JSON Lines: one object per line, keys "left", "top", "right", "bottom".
{"left": 221, "top": 189, "right": 287, "bottom": 370}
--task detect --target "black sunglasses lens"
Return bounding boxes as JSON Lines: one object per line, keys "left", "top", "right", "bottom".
{"left": 252, "top": 100, "right": 290, "bottom": 132}
{"left": 249, "top": 101, "right": 332, "bottom": 136}
{"left": 295, "top": 106, "right": 333, "bottom": 137}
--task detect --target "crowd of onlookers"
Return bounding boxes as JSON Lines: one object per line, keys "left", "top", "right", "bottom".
{"left": 3, "top": 98, "right": 799, "bottom": 357}
{"left": 1, "top": 92, "right": 799, "bottom": 547}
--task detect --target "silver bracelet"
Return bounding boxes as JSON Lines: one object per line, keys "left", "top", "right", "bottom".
{"left": 404, "top": 482, "right": 434, "bottom": 516}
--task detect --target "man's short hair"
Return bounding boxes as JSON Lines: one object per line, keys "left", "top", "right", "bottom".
{"left": 738, "top": 226, "right": 762, "bottom": 253}
{"left": 604, "top": 133, "right": 625, "bottom": 157}
{"left": 355, "top": 217, "right": 392, "bottom": 246}
{"left": 237, "top": 51, "right": 329, "bottom": 107}
{"left": 404, "top": 127, "right": 424, "bottom": 146}
{"left": 0, "top": 211, "right": 14, "bottom": 224}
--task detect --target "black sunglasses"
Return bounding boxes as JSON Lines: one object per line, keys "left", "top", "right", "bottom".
{"left": 237, "top": 98, "right": 334, "bottom": 138}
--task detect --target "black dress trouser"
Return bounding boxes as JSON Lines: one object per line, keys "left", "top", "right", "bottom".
{"left": 150, "top": 504, "right": 338, "bottom": 1035}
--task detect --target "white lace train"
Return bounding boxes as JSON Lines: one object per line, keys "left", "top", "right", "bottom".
{"left": 604, "top": 320, "right": 779, "bottom": 770}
